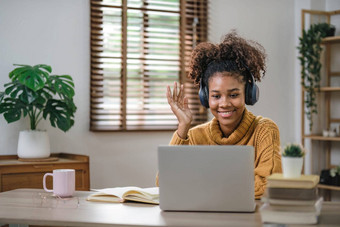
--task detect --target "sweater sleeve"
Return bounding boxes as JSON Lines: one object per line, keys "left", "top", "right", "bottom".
{"left": 254, "top": 121, "right": 282, "bottom": 199}
{"left": 169, "top": 130, "right": 190, "bottom": 145}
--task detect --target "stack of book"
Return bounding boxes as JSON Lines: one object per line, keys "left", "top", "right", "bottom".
{"left": 260, "top": 173, "right": 322, "bottom": 225}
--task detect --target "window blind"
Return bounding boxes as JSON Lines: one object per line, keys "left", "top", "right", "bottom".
{"left": 90, "top": 0, "right": 208, "bottom": 131}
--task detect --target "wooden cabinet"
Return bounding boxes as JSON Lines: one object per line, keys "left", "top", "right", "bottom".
{"left": 301, "top": 9, "right": 340, "bottom": 200}
{"left": 0, "top": 153, "right": 90, "bottom": 192}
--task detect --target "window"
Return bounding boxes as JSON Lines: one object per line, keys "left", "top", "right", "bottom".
{"left": 90, "top": 0, "right": 208, "bottom": 131}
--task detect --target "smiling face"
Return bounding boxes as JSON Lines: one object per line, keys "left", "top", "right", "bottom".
{"left": 208, "top": 72, "right": 246, "bottom": 137}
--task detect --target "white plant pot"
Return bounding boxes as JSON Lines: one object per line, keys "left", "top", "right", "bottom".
{"left": 17, "top": 130, "right": 50, "bottom": 159}
{"left": 282, "top": 156, "right": 303, "bottom": 178}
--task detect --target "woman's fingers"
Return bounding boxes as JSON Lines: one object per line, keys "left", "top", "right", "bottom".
{"left": 183, "top": 96, "right": 189, "bottom": 109}
{"left": 166, "top": 82, "right": 192, "bottom": 126}
{"left": 166, "top": 85, "right": 172, "bottom": 104}
{"left": 180, "top": 84, "right": 185, "bottom": 101}
{"left": 167, "top": 82, "right": 187, "bottom": 109}
{"left": 173, "top": 82, "right": 177, "bottom": 101}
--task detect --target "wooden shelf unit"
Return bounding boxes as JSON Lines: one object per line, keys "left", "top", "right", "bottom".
{"left": 0, "top": 153, "right": 90, "bottom": 192}
{"left": 303, "top": 86, "right": 340, "bottom": 92}
{"left": 319, "top": 87, "right": 340, "bottom": 92}
{"left": 318, "top": 184, "right": 340, "bottom": 191}
{"left": 304, "top": 135, "right": 340, "bottom": 142}
{"left": 301, "top": 9, "right": 340, "bottom": 201}
{"left": 321, "top": 35, "right": 340, "bottom": 44}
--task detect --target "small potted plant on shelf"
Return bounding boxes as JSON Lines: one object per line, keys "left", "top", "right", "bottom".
{"left": 0, "top": 64, "right": 76, "bottom": 159}
{"left": 282, "top": 143, "right": 305, "bottom": 178}
{"left": 297, "top": 22, "right": 336, "bottom": 131}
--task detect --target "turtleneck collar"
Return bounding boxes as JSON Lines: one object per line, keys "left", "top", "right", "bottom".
{"left": 209, "top": 108, "right": 257, "bottom": 145}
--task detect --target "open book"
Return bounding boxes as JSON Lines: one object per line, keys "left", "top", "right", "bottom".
{"left": 87, "top": 187, "right": 159, "bottom": 205}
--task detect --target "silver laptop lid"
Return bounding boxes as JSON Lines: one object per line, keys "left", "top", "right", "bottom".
{"left": 158, "top": 145, "right": 255, "bottom": 212}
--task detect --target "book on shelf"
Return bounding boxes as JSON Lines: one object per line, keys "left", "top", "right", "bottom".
{"left": 266, "top": 187, "right": 318, "bottom": 200}
{"left": 87, "top": 186, "right": 159, "bottom": 204}
{"left": 261, "top": 196, "right": 323, "bottom": 209}
{"left": 263, "top": 197, "right": 323, "bottom": 212}
{"left": 261, "top": 196, "right": 321, "bottom": 206}
{"left": 267, "top": 173, "right": 319, "bottom": 189}
{"left": 260, "top": 201, "right": 321, "bottom": 225}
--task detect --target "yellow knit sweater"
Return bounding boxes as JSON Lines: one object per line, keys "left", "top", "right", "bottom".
{"left": 166, "top": 108, "right": 282, "bottom": 199}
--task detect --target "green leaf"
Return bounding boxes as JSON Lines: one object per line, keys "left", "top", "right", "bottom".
{"left": 49, "top": 75, "right": 75, "bottom": 99}
{"left": 34, "top": 64, "right": 52, "bottom": 73}
{"left": 283, "top": 144, "right": 304, "bottom": 157}
{"left": 19, "top": 87, "right": 38, "bottom": 104}
{"left": 4, "top": 83, "right": 17, "bottom": 95}
{"left": 9, "top": 64, "right": 52, "bottom": 91}
{"left": 3, "top": 81, "right": 38, "bottom": 104}
{"left": 0, "top": 92, "right": 4, "bottom": 102}
{"left": 43, "top": 99, "right": 75, "bottom": 132}
{"left": 0, "top": 98, "right": 26, "bottom": 123}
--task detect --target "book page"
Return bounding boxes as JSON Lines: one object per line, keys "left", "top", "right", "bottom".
{"left": 87, "top": 192, "right": 123, "bottom": 203}
{"left": 123, "top": 187, "right": 159, "bottom": 204}
{"left": 94, "top": 187, "right": 144, "bottom": 198}
{"left": 87, "top": 187, "right": 159, "bottom": 204}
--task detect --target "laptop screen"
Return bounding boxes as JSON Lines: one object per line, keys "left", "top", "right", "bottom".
{"left": 158, "top": 145, "right": 255, "bottom": 212}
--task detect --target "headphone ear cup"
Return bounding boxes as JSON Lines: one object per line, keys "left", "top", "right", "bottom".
{"left": 199, "top": 83, "right": 209, "bottom": 108}
{"left": 245, "top": 80, "right": 259, "bottom": 105}
{"left": 253, "top": 84, "right": 259, "bottom": 104}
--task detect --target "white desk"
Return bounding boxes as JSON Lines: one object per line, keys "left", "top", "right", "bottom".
{"left": 0, "top": 189, "right": 340, "bottom": 227}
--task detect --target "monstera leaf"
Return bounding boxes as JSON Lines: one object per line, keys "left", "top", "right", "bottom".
{"left": 0, "top": 98, "right": 27, "bottom": 123}
{"left": 9, "top": 64, "right": 51, "bottom": 91}
{"left": 0, "top": 92, "right": 4, "bottom": 102}
{"left": 48, "top": 75, "right": 75, "bottom": 99}
{"left": 43, "top": 99, "right": 75, "bottom": 132}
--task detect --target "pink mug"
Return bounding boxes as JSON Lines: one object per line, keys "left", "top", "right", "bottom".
{"left": 43, "top": 169, "right": 75, "bottom": 197}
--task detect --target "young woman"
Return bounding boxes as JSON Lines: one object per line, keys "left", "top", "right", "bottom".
{"left": 159, "top": 31, "right": 282, "bottom": 199}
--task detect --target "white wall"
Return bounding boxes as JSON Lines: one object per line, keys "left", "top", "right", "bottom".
{"left": 0, "top": 0, "right": 339, "bottom": 189}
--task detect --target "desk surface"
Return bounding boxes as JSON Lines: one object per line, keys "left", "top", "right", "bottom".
{"left": 0, "top": 189, "right": 340, "bottom": 227}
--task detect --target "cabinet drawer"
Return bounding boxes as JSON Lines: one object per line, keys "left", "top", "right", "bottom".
{"left": 1, "top": 170, "right": 85, "bottom": 192}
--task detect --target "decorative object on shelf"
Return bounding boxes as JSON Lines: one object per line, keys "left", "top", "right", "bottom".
{"left": 329, "top": 128, "right": 337, "bottom": 137}
{"left": 297, "top": 22, "right": 336, "bottom": 131}
{"left": 330, "top": 165, "right": 340, "bottom": 186}
{"left": 281, "top": 144, "right": 305, "bottom": 178}
{"left": 323, "top": 128, "right": 337, "bottom": 137}
{"left": 323, "top": 129, "right": 330, "bottom": 137}
{"left": 320, "top": 165, "right": 340, "bottom": 186}
{"left": 0, "top": 64, "right": 76, "bottom": 159}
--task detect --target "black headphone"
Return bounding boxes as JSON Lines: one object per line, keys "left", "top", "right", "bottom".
{"left": 199, "top": 68, "right": 259, "bottom": 108}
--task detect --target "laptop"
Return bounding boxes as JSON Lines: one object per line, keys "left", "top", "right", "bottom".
{"left": 158, "top": 145, "right": 255, "bottom": 212}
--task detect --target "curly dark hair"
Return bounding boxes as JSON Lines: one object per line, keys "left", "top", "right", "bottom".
{"left": 188, "top": 30, "right": 266, "bottom": 86}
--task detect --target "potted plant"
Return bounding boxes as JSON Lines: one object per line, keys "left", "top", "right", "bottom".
{"left": 282, "top": 144, "right": 305, "bottom": 178}
{"left": 297, "top": 22, "right": 336, "bottom": 131}
{"left": 0, "top": 64, "right": 76, "bottom": 159}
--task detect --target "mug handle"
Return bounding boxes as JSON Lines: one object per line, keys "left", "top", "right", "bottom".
{"left": 43, "top": 173, "right": 53, "bottom": 193}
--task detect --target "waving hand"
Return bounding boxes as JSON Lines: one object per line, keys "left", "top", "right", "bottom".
{"left": 167, "top": 82, "right": 192, "bottom": 139}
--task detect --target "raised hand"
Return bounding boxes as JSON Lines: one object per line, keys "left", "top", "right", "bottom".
{"left": 167, "top": 82, "right": 193, "bottom": 139}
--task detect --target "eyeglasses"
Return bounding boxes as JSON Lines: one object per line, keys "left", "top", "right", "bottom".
{"left": 32, "top": 192, "right": 79, "bottom": 209}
